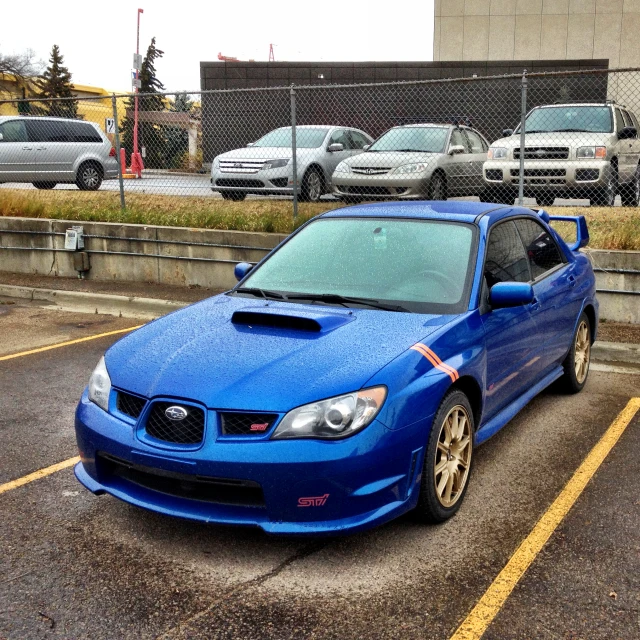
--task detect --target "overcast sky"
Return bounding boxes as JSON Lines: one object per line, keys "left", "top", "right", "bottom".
{"left": 2, "top": 0, "right": 435, "bottom": 93}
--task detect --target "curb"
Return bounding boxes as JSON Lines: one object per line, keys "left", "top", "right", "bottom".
{"left": 1, "top": 283, "right": 639, "bottom": 365}
{"left": 0, "top": 284, "right": 188, "bottom": 320}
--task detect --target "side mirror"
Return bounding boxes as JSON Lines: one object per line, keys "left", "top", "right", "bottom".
{"left": 449, "top": 145, "right": 465, "bottom": 155}
{"left": 327, "top": 143, "right": 344, "bottom": 152}
{"left": 618, "top": 126, "right": 637, "bottom": 140}
{"left": 489, "top": 282, "right": 534, "bottom": 309}
{"left": 234, "top": 262, "right": 253, "bottom": 281}
{"left": 246, "top": 142, "right": 255, "bottom": 147}
{"left": 363, "top": 144, "right": 370, "bottom": 151}
{"left": 502, "top": 128, "right": 514, "bottom": 137}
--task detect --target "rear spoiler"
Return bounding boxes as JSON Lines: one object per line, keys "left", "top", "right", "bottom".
{"left": 536, "top": 209, "right": 589, "bottom": 251}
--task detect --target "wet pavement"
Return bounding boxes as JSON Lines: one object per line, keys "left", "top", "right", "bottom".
{"left": 0, "top": 301, "right": 638, "bottom": 639}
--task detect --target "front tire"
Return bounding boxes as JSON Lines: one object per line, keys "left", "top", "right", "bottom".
{"left": 536, "top": 194, "right": 556, "bottom": 207}
{"left": 415, "top": 390, "right": 474, "bottom": 524}
{"left": 221, "top": 191, "right": 247, "bottom": 201}
{"left": 591, "top": 167, "right": 617, "bottom": 206}
{"left": 32, "top": 182, "right": 57, "bottom": 190}
{"left": 76, "top": 162, "right": 103, "bottom": 191}
{"left": 560, "top": 312, "right": 592, "bottom": 394}
{"left": 620, "top": 165, "right": 640, "bottom": 207}
{"left": 425, "top": 172, "right": 447, "bottom": 201}
{"left": 299, "top": 168, "right": 324, "bottom": 202}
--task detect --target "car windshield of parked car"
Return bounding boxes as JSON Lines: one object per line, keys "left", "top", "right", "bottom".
{"left": 252, "top": 128, "right": 328, "bottom": 148}
{"left": 367, "top": 127, "right": 449, "bottom": 153}
{"left": 240, "top": 218, "right": 475, "bottom": 314}
{"left": 519, "top": 106, "right": 613, "bottom": 133}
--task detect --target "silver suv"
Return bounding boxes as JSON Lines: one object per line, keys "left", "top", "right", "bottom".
{"left": 483, "top": 103, "right": 640, "bottom": 206}
{"left": 210, "top": 125, "right": 373, "bottom": 202}
{"left": 0, "top": 116, "right": 118, "bottom": 191}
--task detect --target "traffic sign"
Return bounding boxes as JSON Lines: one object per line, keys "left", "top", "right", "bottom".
{"left": 105, "top": 118, "right": 116, "bottom": 134}
{"left": 133, "top": 53, "right": 142, "bottom": 71}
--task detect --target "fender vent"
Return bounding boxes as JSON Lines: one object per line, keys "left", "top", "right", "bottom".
{"left": 232, "top": 310, "right": 321, "bottom": 332}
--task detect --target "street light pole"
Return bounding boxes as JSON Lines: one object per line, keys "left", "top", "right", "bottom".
{"left": 132, "top": 7, "right": 144, "bottom": 178}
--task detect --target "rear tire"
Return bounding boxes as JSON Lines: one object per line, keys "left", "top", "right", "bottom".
{"left": 425, "top": 173, "right": 447, "bottom": 201}
{"left": 620, "top": 166, "right": 640, "bottom": 207}
{"left": 414, "top": 389, "right": 474, "bottom": 524}
{"left": 221, "top": 191, "right": 247, "bottom": 201}
{"left": 32, "top": 182, "right": 56, "bottom": 190}
{"left": 559, "top": 312, "right": 591, "bottom": 394}
{"left": 75, "top": 162, "right": 103, "bottom": 191}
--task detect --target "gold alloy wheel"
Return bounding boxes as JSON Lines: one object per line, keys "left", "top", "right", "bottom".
{"left": 434, "top": 405, "right": 472, "bottom": 508}
{"left": 574, "top": 320, "right": 591, "bottom": 384}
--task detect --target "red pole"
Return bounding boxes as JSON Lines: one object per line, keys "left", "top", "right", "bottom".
{"left": 132, "top": 7, "right": 144, "bottom": 178}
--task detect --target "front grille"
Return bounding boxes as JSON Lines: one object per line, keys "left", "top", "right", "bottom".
{"left": 116, "top": 391, "right": 146, "bottom": 419}
{"left": 485, "top": 169, "right": 503, "bottom": 181}
{"left": 98, "top": 453, "right": 265, "bottom": 507}
{"left": 217, "top": 178, "right": 264, "bottom": 188}
{"left": 351, "top": 167, "right": 391, "bottom": 175}
{"left": 145, "top": 402, "right": 205, "bottom": 445}
{"left": 344, "top": 186, "right": 393, "bottom": 195}
{"left": 220, "top": 412, "right": 279, "bottom": 435}
{"left": 219, "top": 159, "right": 265, "bottom": 174}
{"left": 510, "top": 169, "right": 566, "bottom": 177}
{"left": 513, "top": 147, "right": 569, "bottom": 160}
{"left": 270, "top": 177, "right": 289, "bottom": 187}
{"left": 575, "top": 168, "right": 600, "bottom": 181}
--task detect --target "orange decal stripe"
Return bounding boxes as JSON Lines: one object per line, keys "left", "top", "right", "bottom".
{"left": 411, "top": 344, "right": 459, "bottom": 382}
{"left": 418, "top": 345, "right": 459, "bottom": 381}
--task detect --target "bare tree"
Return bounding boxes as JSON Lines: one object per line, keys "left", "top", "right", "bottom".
{"left": 0, "top": 48, "right": 43, "bottom": 80}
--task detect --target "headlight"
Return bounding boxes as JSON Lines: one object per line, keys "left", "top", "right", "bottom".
{"left": 212, "top": 157, "right": 220, "bottom": 171}
{"left": 487, "top": 147, "right": 508, "bottom": 160}
{"left": 335, "top": 161, "right": 351, "bottom": 173}
{"left": 264, "top": 158, "right": 290, "bottom": 169}
{"left": 271, "top": 386, "right": 387, "bottom": 440}
{"left": 389, "top": 163, "right": 430, "bottom": 175}
{"left": 88, "top": 356, "right": 112, "bottom": 412}
{"left": 577, "top": 146, "right": 606, "bottom": 159}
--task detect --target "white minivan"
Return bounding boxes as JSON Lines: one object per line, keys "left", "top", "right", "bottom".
{"left": 0, "top": 116, "right": 118, "bottom": 190}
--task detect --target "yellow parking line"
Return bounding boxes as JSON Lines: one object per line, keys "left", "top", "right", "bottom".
{"left": 0, "top": 456, "right": 81, "bottom": 496}
{"left": 0, "top": 326, "right": 143, "bottom": 362}
{"left": 450, "top": 396, "right": 640, "bottom": 640}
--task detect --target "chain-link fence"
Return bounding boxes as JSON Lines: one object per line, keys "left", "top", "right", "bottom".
{"left": 2, "top": 67, "right": 640, "bottom": 215}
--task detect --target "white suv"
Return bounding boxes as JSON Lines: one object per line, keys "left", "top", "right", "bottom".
{"left": 0, "top": 116, "right": 119, "bottom": 190}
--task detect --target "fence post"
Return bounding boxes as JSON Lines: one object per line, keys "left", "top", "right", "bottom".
{"left": 111, "top": 94, "right": 126, "bottom": 212}
{"left": 290, "top": 84, "right": 298, "bottom": 221}
{"left": 518, "top": 70, "right": 528, "bottom": 206}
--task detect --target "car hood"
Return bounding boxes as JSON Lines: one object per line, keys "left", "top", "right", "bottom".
{"left": 343, "top": 151, "right": 441, "bottom": 168}
{"left": 494, "top": 131, "right": 615, "bottom": 149}
{"left": 105, "top": 295, "right": 453, "bottom": 412}
{"left": 216, "top": 147, "right": 299, "bottom": 161}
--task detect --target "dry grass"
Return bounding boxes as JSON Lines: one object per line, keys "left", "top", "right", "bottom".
{"left": 0, "top": 188, "right": 639, "bottom": 250}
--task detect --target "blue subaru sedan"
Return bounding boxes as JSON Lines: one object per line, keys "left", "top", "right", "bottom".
{"left": 74, "top": 201, "right": 597, "bottom": 535}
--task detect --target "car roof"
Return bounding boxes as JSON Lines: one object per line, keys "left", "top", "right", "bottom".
{"left": 532, "top": 103, "right": 613, "bottom": 109}
{"left": 0, "top": 115, "right": 94, "bottom": 123}
{"left": 320, "top": 201, "right": 540, "bottom": 224}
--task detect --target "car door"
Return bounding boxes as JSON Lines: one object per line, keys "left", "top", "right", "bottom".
{"left": 324, "top": 129, "right": 352, "bottom": 176}
{"left": 443, "top": 128, "right": 472, "bottom": 196}
{"left": 0, "top": 120, "right": 34, "bottom": 182}
{"left": 462, "top": 128, "right": 488, "bottom": 193}
{"left": 480, "top": 220, "right": 541, "bottom": 419}
{"left": 25, "top": 119, "right": 76, "bottom": 181}
{"left": 514, "top": 217, "right": 580, "bottom": 371}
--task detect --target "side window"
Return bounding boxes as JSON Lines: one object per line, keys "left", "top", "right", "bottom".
{"left": 615, "top": 109, "right": 625, "bottom": 132}
{"left": 348, "top": 130, "right": 371, "bottom": 150}
{"left": 0, "top": 120, "right": 28, "bottom": 143}
{"left": 449, "top": 129, "right": 469, "bottom": 153}
{"left": 484, "top": 221, "right": 531, "bottom": 288}
{"left": 329, "top": 130, "right": 351, "bottom": 150}
{"left": 464, "top": 129, "right": 485, "bottom": 153}
{"left": 24, "top": 120, "right": 70, "bottom": 142}
{"left": 622, "top": 110, "right": 633, "bottom": 128}
{"left": 69, "top": 122, "right": 103, "bottom": 143}
{"left": 514, "top": 218, "right": 564, "bottom": 279}
{"left": 630, "top": 111, "right": 640, "bottom": 131}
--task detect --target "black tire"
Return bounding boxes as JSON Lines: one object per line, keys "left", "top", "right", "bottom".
{"left": 221, "top": 191, "right": 247, "bottom": 201}
{"left": 536, "top": 194, "right": 556, "bottom": 207}
{"left": 559, "top": 312, "right": 592, "bottom": 394}
{"left": 75, "top": 162, "right": 103, "bottom": 191}
{"left": 481, "top": 185, "right": 514, "bottom": 205}
{"left": 425, "top": 172, "right": 447, "bottom": 201}
{"left": 414, "top": 389, "right": 474, "bottom": 524}
{"left": 620, "top": 166, "right": 640, "bottom": 207}
{"left": 299, "top": 168, "right": 324, "bottom": 202}
{"left": 339, "top": 196, "right": 363, "bottom": 205}
{"left": 591, "top": 166, "right": 617, "bottom": 206}
{"left": 32, "top": 182, "right": 57, "bottom": 190}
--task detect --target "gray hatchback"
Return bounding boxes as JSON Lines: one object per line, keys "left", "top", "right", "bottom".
{"left": 0, "top": 116, "right": 118, "bottom": 191}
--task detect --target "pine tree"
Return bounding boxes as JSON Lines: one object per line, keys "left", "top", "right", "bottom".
{"left": 120, "top": 37, "right": 167, "bottom": 168}
{"left": 35, "top": 45, "right": 79, "bottom": 118}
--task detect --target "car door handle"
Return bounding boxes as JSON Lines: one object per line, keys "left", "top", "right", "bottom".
{"left": 530, "top": 296, "right": 540, "bottom": 311}
{"left": 568, "top": 275, "right": 576, "bottom": 287}
{"left": 22, "top": 146, "right": 33, "bottom": 150}
{"left": 36, "top": 147, "right": 46, "bottom": 151}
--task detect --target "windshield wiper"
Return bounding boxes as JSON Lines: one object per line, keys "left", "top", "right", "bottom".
{"left": 233, "top": 287, "right": 288, "bottom": 300}
{"left": 395, "top": 148, "right": 427, "bottom": 153}
{"left": 285, "top": 292, "right": 411, "bottom": 313}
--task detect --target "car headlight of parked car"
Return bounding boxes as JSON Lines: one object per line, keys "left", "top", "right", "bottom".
{"left": 88, "top": 356, "right": 111, "bottom": 412}
{"left": 272, "top": 386, "right": 387, "bottom": 440}
{"left": 263, "top": 158, "right": 290, "bottom": 169}
{"left": 487, "top": 147, "right": 508, "bottom": 160}
{"left": 335, "top": 161, "right": 351, "bottom": 174}
{"left": 388, "top": 163, "right": 431, "bottom": 175}
{"left": 576, "top": 146, "right": 606, "bottom": 159}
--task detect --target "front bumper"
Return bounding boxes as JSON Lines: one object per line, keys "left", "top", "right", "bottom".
{"left": 331, "top": 173, "right": 428, "bottom": 199}
{"left": 211, "top": 168, "right": 298, "bottom": 196}
{"left": 74, "top": 390, "right": 427, "bottom": 536}
{"left": 483, "top": 159, "right": 610, "bottom": 193}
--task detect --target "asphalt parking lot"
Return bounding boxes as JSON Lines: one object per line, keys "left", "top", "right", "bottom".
{"left": 1, "top": 300, "right": 639, "bottom": 640}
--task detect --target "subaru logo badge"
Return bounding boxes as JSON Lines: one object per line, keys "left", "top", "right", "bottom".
{"left": 165, "top": 405, "right": 188, "bottom": 421}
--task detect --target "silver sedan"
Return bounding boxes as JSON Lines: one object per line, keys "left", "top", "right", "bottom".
{"left": 211, "top": 126, "right": 373, "bottom": 202}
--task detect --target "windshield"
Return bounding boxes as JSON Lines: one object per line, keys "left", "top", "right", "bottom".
{"left": 519, "top": 106, "right": 613, "bottom": 133}
{"left": 368, "top": 127, "right": 449, "bottom": 153}
{"left": 240, "top": 218, "right": 475, "bottom": 314}
{"left": 253, "top": 127, "right": 328, "bottom": 148}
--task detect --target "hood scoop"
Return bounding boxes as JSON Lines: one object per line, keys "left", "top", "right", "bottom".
{"left": 231, "top": 306, "right": 355, "bottom": 333}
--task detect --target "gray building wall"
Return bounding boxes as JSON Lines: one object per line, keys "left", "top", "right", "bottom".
{"left": 434, "top": 0, "right": 640, "bottom": 68}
